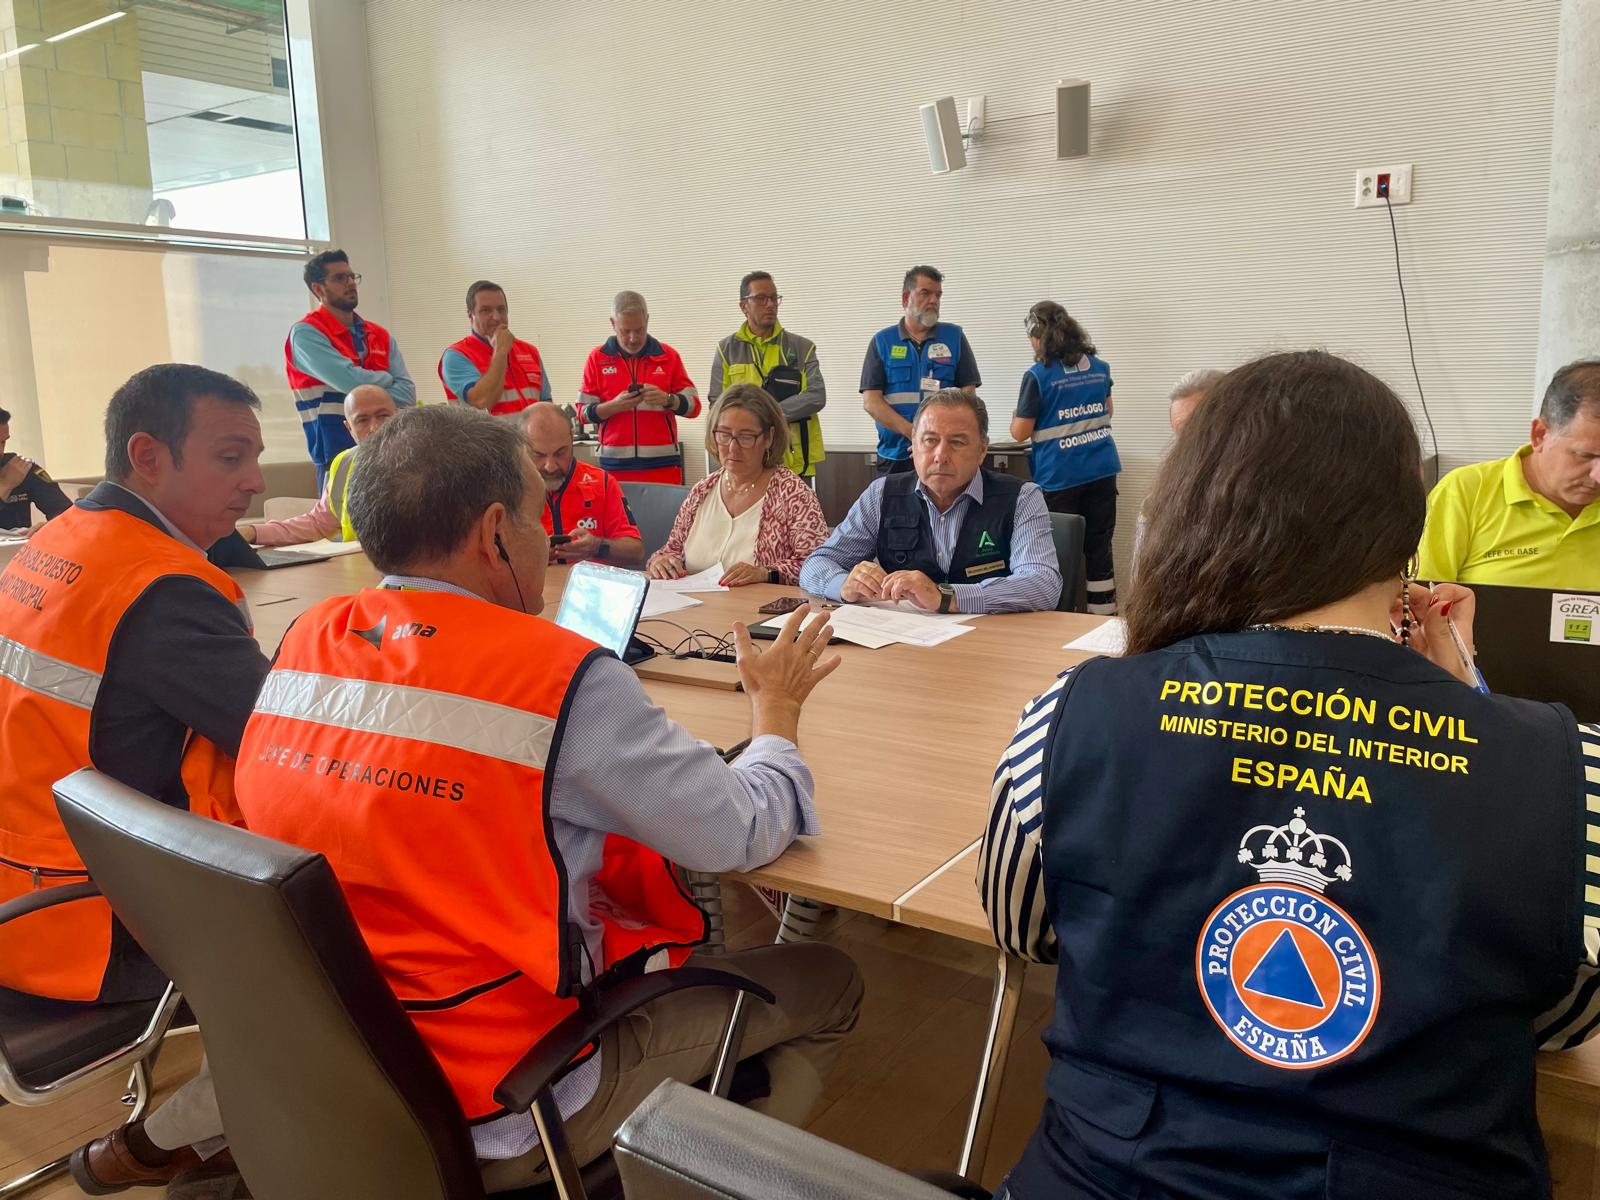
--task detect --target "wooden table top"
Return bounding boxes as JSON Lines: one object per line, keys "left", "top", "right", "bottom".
{"left": 231, "top": 556, "right": 1108, "bottom": 917}
{"left": 230, "top": 556, "right": 1600, "bottom": 1100}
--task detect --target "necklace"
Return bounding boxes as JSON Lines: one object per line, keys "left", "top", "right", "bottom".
{"left": 721, "top": 470, "right": 766, "bottom": 499}
{"left": 1249, "top": 623, "right": 1394, "bottom": 642}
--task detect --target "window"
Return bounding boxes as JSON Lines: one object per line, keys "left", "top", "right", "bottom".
{"left": 0, "top": 0, "right": 319, "bottom": 244}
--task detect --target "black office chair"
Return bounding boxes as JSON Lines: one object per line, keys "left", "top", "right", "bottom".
{"left": 1047, "top": 512, "right": 1087, "bottom": 613}
{"left": 0, "top": 886, "right": 185, "bottom": 1198}
{"left": 54, "top": 767, "right": 772, "bottom": 1200}
{"left": 613, "top": 1081, "right": 992, "bottom": 1200}
{"left": 618, "top": 482, "right": 691, "bottom": 558}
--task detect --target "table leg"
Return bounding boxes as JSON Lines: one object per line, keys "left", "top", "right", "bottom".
{"left": 957, "top": 951, "right": 1027, "bottom": 1182}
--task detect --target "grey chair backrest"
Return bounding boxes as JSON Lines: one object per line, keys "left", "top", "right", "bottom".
{"left": 613, "top": 1080, "right": 952, "bottom": 1200}
{"left": 1048, "top": 512, "right": 1087, "bottom": 612}
{"left": 53, "top": 769, "right": 487, "bottom": 1200}
{"left": 619, "top": 482, "right": 691, "bottom": 558}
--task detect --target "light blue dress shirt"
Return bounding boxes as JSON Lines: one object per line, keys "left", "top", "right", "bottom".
{"left": 798, "top": 473, "right": 1061, "bottom": 614}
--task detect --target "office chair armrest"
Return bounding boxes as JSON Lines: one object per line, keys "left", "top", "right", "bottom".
{"left": 0, "top": 880, "right": 100, "bottom": 927}
{"left": 493, "top": 966, "right": 775, "bottom": 1113}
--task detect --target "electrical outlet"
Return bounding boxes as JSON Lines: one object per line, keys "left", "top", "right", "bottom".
{"left": 1354, "top": 165, "right": 1413, "bottom": 208}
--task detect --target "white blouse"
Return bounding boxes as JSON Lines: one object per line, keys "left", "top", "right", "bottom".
{"left": 682, "top": 488, "right": 766, "bottom": 575}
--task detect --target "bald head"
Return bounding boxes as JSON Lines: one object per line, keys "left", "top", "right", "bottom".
{"left": 520, "top": 403, "right": 576, "bottom": 490}
{"left": 345, "top": 385, "right": 396, "bottom": 445}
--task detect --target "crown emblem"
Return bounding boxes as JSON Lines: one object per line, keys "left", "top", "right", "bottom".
{"left": 1236, "top": 808, "right": 1353, "bottom": 893}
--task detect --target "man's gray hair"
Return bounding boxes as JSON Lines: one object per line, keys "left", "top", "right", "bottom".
{"left": 612, "top": 290, "right": 648, "bottom": 318}
{"left": 1541, "top": 360, "right": 1600, "bottom": 430}
{"left": 347, "top": 405, "right": 531, "bottom": 574}
{"left": 1169, "top": 368, "right": 1226, "bottom": 404}
{"left": 913, "top": 388, "right": 988, "bottom": 439}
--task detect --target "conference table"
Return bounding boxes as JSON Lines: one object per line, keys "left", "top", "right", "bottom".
{"left": 230, "top": 553, "right": 1600, "bottom": 1192}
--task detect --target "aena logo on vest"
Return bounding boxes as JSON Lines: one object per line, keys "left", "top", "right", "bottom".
{"left": 977, "top": 531, "right": 997, "bottom": 553}
{"left": 1195, "top": 808, "right": 1379, "bottom": 1070}
{"left": 353, "top": 613, "right": 437, "bottom": 650}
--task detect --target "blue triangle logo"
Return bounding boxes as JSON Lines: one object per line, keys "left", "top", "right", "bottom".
{"left": 1241, "top": 929, "right": 1325, "bottom": 1008}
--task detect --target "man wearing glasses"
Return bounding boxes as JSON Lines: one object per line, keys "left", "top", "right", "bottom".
{"left": 860, "top": 265, "right": 981, "bottom": 476}
{"left": 285, "top": 249, "right": 416, "bottom": 491}
{"left": 707, "top": 272, "right": 828, "bottom": 478}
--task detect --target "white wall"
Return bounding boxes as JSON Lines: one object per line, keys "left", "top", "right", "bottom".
{"left": 361, "top": 0, "right": 1562, "bottom": 571}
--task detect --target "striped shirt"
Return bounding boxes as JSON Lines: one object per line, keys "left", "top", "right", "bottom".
{"left": 979, "top": 665, "right": 1600, "bottom": 1048}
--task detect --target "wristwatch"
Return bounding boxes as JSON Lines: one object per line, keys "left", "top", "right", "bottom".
{"left": 767, "top": 568, "right": 780, "bottom": 584}
{"left": 937, "top": 584, "right": 955, "bottom": 614}
{"left": 595, "top": 539, "right": 611, "bottom": 561}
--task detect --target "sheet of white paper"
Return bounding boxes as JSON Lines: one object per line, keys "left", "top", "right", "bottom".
{"left": 272, "top": 538, "right": 365, "bottom": 558}
{"left": 860, "top": 599, "right": 978, "bottom": 624}
{"left": 641, "top": 591, "right": 703, "bottom": 619}
{"left": 649, "top": 566, "right": 729, "bottom": 594}
{"left": 758, "top": 609, "right": 894, "bottom": 649}
{"left": 759, "top": 603, "right": 977, "bottom": 649}
{"left": 1064, "top": 618, "right": 1126, "bottom": 655}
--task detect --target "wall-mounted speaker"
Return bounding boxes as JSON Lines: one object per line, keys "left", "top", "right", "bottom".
{"left": 1056, "top": 80, "right": 1090, "bottom": 159}
{"left": 920, "top": 96, "right": 967, "bottom": 175}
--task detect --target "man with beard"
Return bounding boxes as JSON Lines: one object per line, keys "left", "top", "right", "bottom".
{"left": 859, "top": 265, "right": 981, "bottom": 476}
{"left": 285, "top": 249, "right": 416, "bottom": 490}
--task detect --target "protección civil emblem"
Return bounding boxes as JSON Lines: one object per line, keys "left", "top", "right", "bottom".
{"left": 1195, "top": 807, "right": 1379, "bottom": 1069}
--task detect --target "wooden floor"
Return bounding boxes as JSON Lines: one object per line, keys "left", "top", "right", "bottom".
{"left": 0, "top": 883, "right": 1054, "bottom": 1197}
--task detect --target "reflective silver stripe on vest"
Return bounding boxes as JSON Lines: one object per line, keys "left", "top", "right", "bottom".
{"left": 612, "top": 442, "right": 679, "bottom": 459}
{"left": 0, "top": 633, "right": 102, "bottom": 711}
{"left": 255, "top": 669, "right": 556, "bottom": 770}
{"left": 1032, "top": 414, "right": 1112, "bottom": 442}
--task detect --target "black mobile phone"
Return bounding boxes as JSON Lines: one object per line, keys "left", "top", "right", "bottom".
{"left": 757, "top": 596, "right": 806, "bottom": 616}
{"left": 627, "top": 382, "right": 644, "bottom": 394}
{"left": 549, "top": 534, "right": 572, "bottom": 546}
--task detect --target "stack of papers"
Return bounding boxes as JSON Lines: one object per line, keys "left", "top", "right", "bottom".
{"left": 759, "top": 602, "right": 978, "bottom": 649}
{"left": 1064, "top": 618, "right": 1126, "bottom": 655}
{"left": 275, "top": 538, "right": 366, "bottom": 558}
{"left": 647, "top": 566, "right": 729, "bottom": 594}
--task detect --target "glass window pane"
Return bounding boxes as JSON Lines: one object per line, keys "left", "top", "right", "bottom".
{"left": 0, "top": 0, "right": 306, "bottom": 240}
{"left": 0, "top": 237, "right": 311, "bottom": 479}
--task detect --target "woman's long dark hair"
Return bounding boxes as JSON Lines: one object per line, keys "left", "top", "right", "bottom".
{"left": 1027, "top": 301, "right": 1096, "bottom": 365}
{"left": 1123, "top": 351, "right": 1426, "bottom": 656}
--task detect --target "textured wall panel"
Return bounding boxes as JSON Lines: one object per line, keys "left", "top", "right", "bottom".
{"left": 361, "top": 0, "right": 1561, "bottom": 570}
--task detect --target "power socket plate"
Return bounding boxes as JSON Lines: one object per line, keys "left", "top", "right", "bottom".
{"left": 1354, "top": 165, "right": 1413, "bottom": 208}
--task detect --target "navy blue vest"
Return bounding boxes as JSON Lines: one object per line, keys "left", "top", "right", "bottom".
{"left": 870, "top": 321, "right": 966, "bottom": 461}
{"left": 875, "top": 468, "right": 1018, "bottom": 585}
{"left": 1013, "top": 629, "right": 1582, "bottom": 1200}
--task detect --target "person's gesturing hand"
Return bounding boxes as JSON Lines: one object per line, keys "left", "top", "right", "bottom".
{"left": 732, "top": 603, "right": 840, "bottom": 742}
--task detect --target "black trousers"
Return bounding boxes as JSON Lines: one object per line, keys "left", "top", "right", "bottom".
{"left": 874, "top": 455, "right": 915, "bottom": 476}
{"left": 1044, "top": 475, "right": 1118, "bottom": 614}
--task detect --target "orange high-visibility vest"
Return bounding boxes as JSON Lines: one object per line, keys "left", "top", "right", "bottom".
{"left": 438, "top": 332, "right": 546, "bottom": 415}
{"left": 0, "top": 504, "right": 248, "bottom": 1000}
{"left": 234, "top": 588, "right": 706, "bottom": 1119}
